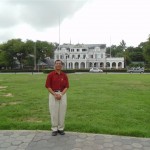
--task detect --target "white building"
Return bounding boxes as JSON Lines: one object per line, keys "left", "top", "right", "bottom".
{"left": 54, "top": 44, "right": 124, "bottom": 69}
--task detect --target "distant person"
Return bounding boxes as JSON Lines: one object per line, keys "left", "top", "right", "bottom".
{"left": 45, "top": 60, "right": 69, "bottom": 136}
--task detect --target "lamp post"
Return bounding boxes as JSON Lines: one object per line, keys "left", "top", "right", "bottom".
{"left": 34, "top": 42, "right": 36, "bottom": 70}
{"left": 124, "top": 49, "right": 127, "bottom": 69}
{"left": 106, "top": 62, "right": 107, "bottom": 74}
{"left": 105, "top": 52, "right": 107, "bottom": 74}
{"left": 16, "top": 53, "right": 23, "bottom": 69}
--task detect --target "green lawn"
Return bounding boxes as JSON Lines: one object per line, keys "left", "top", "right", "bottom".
{"left": 0, "top": 73, "right": 150, "bottom": 137}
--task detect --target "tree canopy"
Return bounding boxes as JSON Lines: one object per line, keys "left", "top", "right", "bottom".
{"left": 0, "top": 36, "right": 150, "bottom": 69}
{"left": 0, "top": 39, "right": 55, "bottom": 69}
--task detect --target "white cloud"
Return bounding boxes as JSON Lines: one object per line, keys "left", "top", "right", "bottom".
{"left": 0, "top": 0, "right": 90, "bottom": 29}
{"left": 0, "top": 0, "right": 150, "bottom": 47}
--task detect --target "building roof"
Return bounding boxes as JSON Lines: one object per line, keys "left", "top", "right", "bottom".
{"left": 57, "top": 44, "right": 106, "bottom": 50}
{"left": 37, "top": 60, "right": 48, "bottom": 66}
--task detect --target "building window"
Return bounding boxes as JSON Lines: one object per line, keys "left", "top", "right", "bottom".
{"left": 106, "top": 62, "right": 110, "bottom": 68}
{"left": 94, "top": 63, "right": 97, "bottom": 67}
{"left": 100, "top": 62, "right": 104, "bottom": 67}
{"left": 112, "top": 62, "right": 116, "bottom": 68}
{"left": 89, "top": 62, "right": 92, "bottom": 67}
{"left": 90, "top": 55, "right": 93, "bottom": 58}
{"left": 66, "top": 55, "right": 69, "bottom": 59}
{"left": 82, "top": 49, "right": 87, "bottom": 52}
{"left": 60, "top": 55, "right": 63, "bottom": 59}
{"left": 67, "top": 48, "right": 70, "bottom": 51}
{"left": 118, "top": 62, "right": 122, "bottom": 68}
{"left": 72, "top": 55, "right": 75, "bottom": 59}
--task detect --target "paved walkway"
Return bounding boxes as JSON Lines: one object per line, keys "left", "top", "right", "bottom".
{"left": 0, "top": 130, "right": 150, "bottom": 150}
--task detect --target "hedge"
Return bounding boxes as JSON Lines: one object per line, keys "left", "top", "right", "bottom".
{"left": 0, "top": 69, "right": 43, "bottom": 73}
{"left": 43, "top": 69, "right": 75, "bottom": 74}
{"left": 0, "top": 68, "right": 150, "bottom": 73}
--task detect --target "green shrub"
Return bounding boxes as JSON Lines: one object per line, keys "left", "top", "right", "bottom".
{"left": 0, "top": 69, "right": 43, "bottom": 73}
{"left": 74, "top": 69, "right": 89, "bottom": 72}
{"left": 43, "top": 69, "right": 75, "bottom": 74}
{"left": 103, "top": 69, "right": 127, "bottom": 72}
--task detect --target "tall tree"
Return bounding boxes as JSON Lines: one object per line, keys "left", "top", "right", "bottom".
{"left": 22, "top": 40, "right": 35, "bottom": 68}
{"left": 143, "top": 36, "right": 150, "bottom": 64}
{"left": 0, "top": 50, "right": 9, "bottom": 68}
{"left": 120, "top": 40, "right": 126, "bottom": 51}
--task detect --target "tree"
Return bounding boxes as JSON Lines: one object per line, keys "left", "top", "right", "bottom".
{"left": 22, "top": 40, "right": 35, "bottom": 68}
{"left": 35, "top": 40, "right": 54, "bottom": 62}
{"left": 0, "top": 50, "right": 9, "bottom": 69}
{"left": 0, "top": 40, "right": 17, "bottom": 68}
{"left": 133, "top": 47, "right": 144, "bottom": 61}
{"left": 106, "top": 44, "right": 124, "bottom": 57}
{"left": 0, "top": 39, "right": 55, "bottom": 69}
{"left": 143, "top": 36, "right": 150, "bottom": 65}
{"left": 120, "top": 40, "right": 126, "bottom": 51}
{"left": 106, "top": 45, "right": 117, "bottom": 57}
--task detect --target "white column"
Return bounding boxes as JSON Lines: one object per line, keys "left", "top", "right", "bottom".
{"left": 85, "top": 61, "right": 87, "bottom": 68}
{"left": 110, "top": 62, "right": 112, "bottom": 69}
{"left": 122, "top": 62, "right": 124, "bottom": 68}
{"left": 116, "top": 62, "right": 118, "bottom": 69}
{"left": 73, "top": 62, "right": 75, "bottom": 69}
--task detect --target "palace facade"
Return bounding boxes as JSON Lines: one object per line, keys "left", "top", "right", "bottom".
{"left": 54, "top": 44, "right": 124, "bottom": 69}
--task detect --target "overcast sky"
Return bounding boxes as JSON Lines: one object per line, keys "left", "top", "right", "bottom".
{"left": 0, "top": 0, "right": 150, "bottom": 47}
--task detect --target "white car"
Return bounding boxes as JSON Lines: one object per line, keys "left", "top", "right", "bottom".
{"left": 89, "top": 68, "right": 103, "bottom": 73}
{"left": 127, "top": 67, "right": 144, "bottom": 73}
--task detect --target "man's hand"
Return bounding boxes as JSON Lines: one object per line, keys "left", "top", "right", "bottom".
{"left": 54, "top": 93, "right": 62, "bottom": 100}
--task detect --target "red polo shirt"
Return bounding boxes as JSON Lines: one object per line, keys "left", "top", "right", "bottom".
{"left": 45, "top": 71, "right": 69, "bottom": 91}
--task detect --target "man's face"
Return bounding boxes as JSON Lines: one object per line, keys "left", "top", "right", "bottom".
{"left": 55, "top": 61, "right": 62, "bottom": 70}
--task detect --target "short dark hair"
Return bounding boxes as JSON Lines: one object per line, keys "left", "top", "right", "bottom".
{"left": 55, "top": 59, "right": 63, "bottom": 64}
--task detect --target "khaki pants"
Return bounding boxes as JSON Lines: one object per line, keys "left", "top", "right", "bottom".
{"left": 49, "top": 92, "right": 67, "bottom": 131}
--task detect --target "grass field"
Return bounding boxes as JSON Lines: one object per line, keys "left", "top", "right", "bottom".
{"left": 0, "top": 73, "right": 150, "bottom": 137}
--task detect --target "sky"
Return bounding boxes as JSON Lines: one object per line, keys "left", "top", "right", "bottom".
{"left": 0, "top": 0, "right": 150, "bottom": 47}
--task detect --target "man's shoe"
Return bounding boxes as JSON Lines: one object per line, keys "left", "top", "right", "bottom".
{"left": 58, "top": 130, "right": 65, "bottom": 135}
{"left": 52, "top": 131, "right": 57, "bottom": 136}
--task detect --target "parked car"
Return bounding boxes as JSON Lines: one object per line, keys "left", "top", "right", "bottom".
{"left": 89, "top": 68, "right": 103, "bottom": 73}
{"left": 127, "top": 67, "right": 144, "bottom": 73}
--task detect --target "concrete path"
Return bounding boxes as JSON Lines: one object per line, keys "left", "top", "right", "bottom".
{"left": 0, "top": 130, "right": 149, "bottom": 150}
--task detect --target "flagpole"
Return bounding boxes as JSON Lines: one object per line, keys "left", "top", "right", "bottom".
{"left": 110, "top": 36, "right": 111, "bottom": 58}
{"left": 59, "top": 15, "right": 60, "bottom": 50}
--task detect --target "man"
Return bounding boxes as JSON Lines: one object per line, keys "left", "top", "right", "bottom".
{"left": 45, "top": 60, "right": 69, "bottom": 136}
